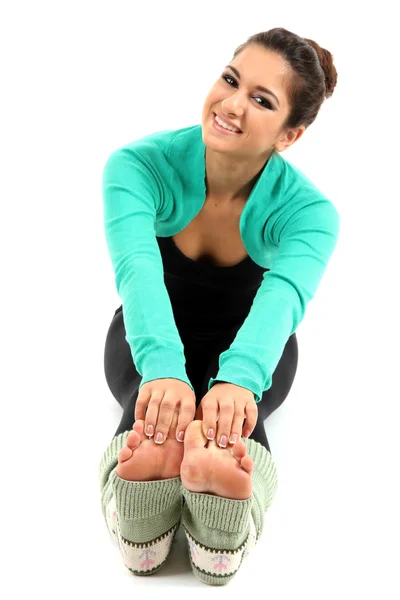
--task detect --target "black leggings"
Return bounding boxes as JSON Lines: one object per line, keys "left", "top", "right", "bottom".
{"left": 104, "top": 307, "right": 298, "bottom": 454}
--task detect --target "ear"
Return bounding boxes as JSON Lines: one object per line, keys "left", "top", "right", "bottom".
{"left": 275, "top": 124, "right": 306, "bottom": 153}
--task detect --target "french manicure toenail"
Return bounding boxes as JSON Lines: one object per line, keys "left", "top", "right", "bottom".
{"left": 229, "top": 434, "right": 238, "bottom": 445}
{"left": 177, "top": 431, "right": 184, "bottom": 442}
{"left": 155, "top": 432, "right": 164, "bottom": 444}
{"left": 207, "top": 429, "right": 215, "bottom": 440}
{"left": 146, "top": 425, "right": 154, "bottom": 437}
{"left": 219, "top": 435, "right": 227, "bottom": 448}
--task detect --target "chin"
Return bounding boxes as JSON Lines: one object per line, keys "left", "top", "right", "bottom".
{"left": 201, "top": 130, "right": 230, "bottom": 154}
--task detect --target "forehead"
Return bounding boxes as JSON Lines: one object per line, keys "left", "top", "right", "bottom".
{"left": 230, "top": 45, "right": 291, "bottom": 99}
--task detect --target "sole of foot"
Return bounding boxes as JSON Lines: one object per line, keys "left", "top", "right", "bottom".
{"left": 180, "top": 420, "right": 254, "bottom": 500}
{"left": 116, "top": 418, "right": 185, "bottom": 482}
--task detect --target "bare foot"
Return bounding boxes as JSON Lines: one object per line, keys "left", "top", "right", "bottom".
{"left": 180, "top": 420, "right": 254, "bottom": 500}
{"left": 116, "top": 414, "right": 184, "bottom": 482}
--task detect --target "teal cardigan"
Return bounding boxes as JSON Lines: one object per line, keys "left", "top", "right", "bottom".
{"left": 102, "top": 124, "right": 340, "bottom": 403}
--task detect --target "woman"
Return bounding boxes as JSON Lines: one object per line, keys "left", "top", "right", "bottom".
{"left": 99, "top": 27, "right": 340, "bottom": 584}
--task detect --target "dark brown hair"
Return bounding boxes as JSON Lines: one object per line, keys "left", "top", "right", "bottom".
{"left": 232, "top": 27, "right": 338, "bottom": 131}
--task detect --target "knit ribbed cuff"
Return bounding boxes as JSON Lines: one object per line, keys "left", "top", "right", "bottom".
{"left": 113, "top": 475, "right": 182, "bottom": 520}
{"left": 99, "top": 431, "right": 130, "bottom": 495}
{"left": 112, "top": 474, "right": 182, "bottom": 544}
{"left": 243, "top": 437, "right": 279, "bottom": 513}
{"left": 207, "top": 350, "right": 269, "bottom": 404}
{"left": 181, "top": 489, "right": 253, "bottom": 533}
{"left": 138, "top": 358, "right": 195, "bottom": 396}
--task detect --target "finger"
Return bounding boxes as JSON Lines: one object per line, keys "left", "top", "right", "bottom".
{"left": 153, "top": 394, "right": 178, "bottom": 445}
{"left": 201, "top": 398, "right": 219, "bottom": 442}
{"left": 176, "top": 398, "right": 196, "bottom": 442}
{"left": 215, "top": 397, "right": 235, "bottom": 448}
{"left": 144, "top": 391, "right": 164, "bottom": 439}
{"left": 135, "top": 387, "right": 152, "bottom": 422}
{"left": 243, "top": 402, "right": 259, "bottom": 437}
{"left": 228, "top": 408, "right": 246, "bottom": 446}
{"left": 167, "top": 407, "right": 179, "bottom": 438}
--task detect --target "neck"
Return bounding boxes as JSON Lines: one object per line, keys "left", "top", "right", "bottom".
{"left": 204, "top": 147, "right": 273, "bottom": 203}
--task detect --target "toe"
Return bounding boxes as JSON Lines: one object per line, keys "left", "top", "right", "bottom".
{"left": 128, "top": 420, "right": 146, "bottom": 443}
{"left": 132, "top": 420, "right": 145, "bottom": 437}
{"left": 184, "top": 420, "right": 208, "bottom": 451}
{"left": 240, "top": 455, "right": 254, "bottom": 473}
{"left": 118, "top": 446, "right": 133, "bottom": 463}
{"left": 231, "top": 438, "right": 247, "bottom": 460}
{"left": 126, "top": 429, "right": 141, "bottom": 448}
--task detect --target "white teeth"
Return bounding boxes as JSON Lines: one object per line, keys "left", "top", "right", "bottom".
{"left": 215, "top": 114, "right": 240, "bottom": 133}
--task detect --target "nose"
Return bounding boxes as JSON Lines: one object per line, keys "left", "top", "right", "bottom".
{"left": 222, "top": 93, "right": 245, "bottom": 117}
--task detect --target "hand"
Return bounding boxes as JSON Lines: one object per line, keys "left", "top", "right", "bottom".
{"left": 134, "top": 378, "right": 196, "bottom": 444}
{"left": 196, "top": 382, "right": 258, "bottom": 447}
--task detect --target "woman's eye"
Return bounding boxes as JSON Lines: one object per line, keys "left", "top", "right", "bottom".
{"left": 222, "top": 74, "right": 236, "bottom": 86}
{"left": 221, "top": 74, "right": 272, "bottom": 109}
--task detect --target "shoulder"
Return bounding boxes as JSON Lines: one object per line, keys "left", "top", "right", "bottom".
{"left": 102, "top": 129, "right": 174, "bottom": 168}
{"left": 103, "top": 124, "right": 201, "bottom": 166}
{"left": 276, "top": 154, "right": 340, "bottom": 236}
{"left": 102, "top": 125, "right": 203, "bottom": 187}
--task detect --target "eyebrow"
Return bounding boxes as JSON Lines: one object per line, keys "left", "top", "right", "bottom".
{"left": 225, "top": 65, "right": 280, "bottom": 107}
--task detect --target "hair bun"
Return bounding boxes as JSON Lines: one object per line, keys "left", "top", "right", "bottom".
{"left": 304, "top": 38, "right": 338, "bottom": 98}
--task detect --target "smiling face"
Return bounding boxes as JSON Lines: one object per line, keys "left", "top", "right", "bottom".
{"left": 201, "top": 44, "right": 305, "bottom": 159}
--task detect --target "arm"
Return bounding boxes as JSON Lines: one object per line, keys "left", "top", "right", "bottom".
{"left": 99, "top": 431, "right": 183, "bottom": 575}
{"left": 207, "top": 198, "right": 340, "bottom": 402}
{"left": 102, "top": 146, "right": 194, "bottom": 392}
{"left": 181, "top": 437, "right": 277, "bottom": 585}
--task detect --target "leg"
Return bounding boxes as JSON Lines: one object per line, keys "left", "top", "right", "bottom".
{"left": 254, "top": 332, "right": 299, "bottom": 451}
{"left": 104, "top": 306, "right": 143, "bottom": 438}
{"left": 197, "top": 328, "right": 299, "bottom": 454}
{"left": 257, "top": 332, "right": 298, "bottom": 421}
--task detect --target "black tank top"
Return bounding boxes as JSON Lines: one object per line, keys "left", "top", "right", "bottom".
{"left": 153, "top": 235, "right": 269, "bottom": 345}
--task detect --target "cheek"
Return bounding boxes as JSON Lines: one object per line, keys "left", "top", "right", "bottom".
{"left": 202, "top": 94, "right": 214, "bottom": 113}
{"left": 205, "top": 86, "right": 222, "bottom": 105}
{"left": 201, "top": 104, "right": 213, "bottom": 122}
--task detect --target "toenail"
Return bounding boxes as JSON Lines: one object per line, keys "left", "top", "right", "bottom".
{"left": 207, "top": 429, "right": 215, "bottom": 440}
{"left": 155, "top": 432, "right": 164, "bottom": 444}
{"left": 219, "top": 435, "right": 227, "bottom": 448}
{"left": 177, "top": 431, "right": 184, "bottom": 442}
{"left": 146, "top": 425, "right": 154, "bottom": 437}
{"left": 229, "top": 434, "right": 238, "bottom": 445}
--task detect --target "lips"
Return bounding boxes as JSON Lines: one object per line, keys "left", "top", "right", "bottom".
{"left": 213, "top": 112, "right": 242, "bottom": 133}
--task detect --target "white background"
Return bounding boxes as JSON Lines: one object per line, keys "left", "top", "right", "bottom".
{"left": 1, "top": 1, "right": 399, "bottom": 598}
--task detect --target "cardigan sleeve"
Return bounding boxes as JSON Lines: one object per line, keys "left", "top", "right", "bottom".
{"left": 207, "top": 198, "right": 340, "bottom": 402}
{"left": 102, "top": 147, "right": 194, "bottom": 393}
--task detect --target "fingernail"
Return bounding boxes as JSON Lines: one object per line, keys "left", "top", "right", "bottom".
{"left": 177, "top": 431, "right": 184, "bottom": 442}
{"left": 229, "top": 434, "right": 238, "bottom": 445}
{"left": 219, "top": 435, "right": 227, "bottom": 448}
{"left": 155, "top": 432, "right": 164, "bottom": 444}
{"left": 146, "top": 425, "right": 154, "bottom": 437}
{"left": 207, "top": 428, "right": 215, "bottom": 440}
